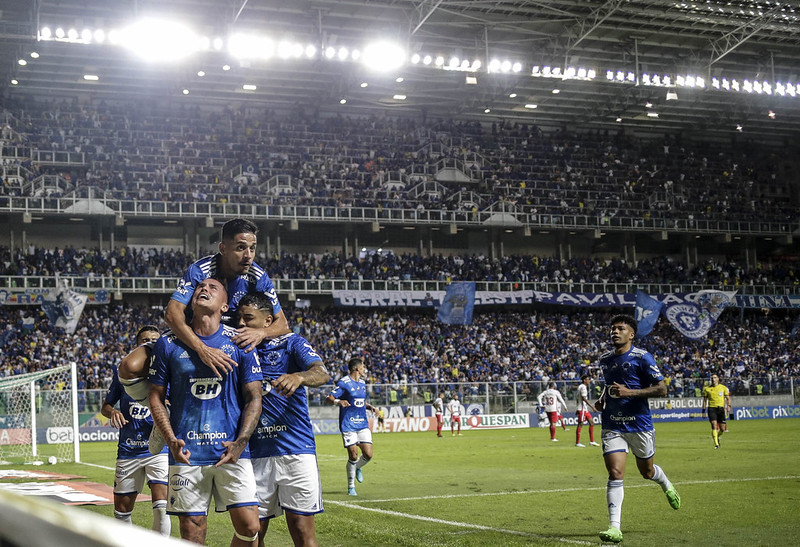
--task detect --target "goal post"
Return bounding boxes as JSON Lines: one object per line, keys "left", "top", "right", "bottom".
{"left": 0, "top": 362, "right": 80, "bottom": 464}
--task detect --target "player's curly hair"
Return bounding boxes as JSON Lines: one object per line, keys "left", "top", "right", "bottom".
{"left": 610, "top": 314, "right": 637, "bottom": 334}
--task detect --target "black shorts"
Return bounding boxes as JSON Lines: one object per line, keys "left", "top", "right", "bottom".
{"left": 707, "top": 407, "right": 726, "bottom": 423}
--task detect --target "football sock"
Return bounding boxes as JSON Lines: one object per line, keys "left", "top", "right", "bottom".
{"left": 712, "top": 429, "right": 719, "bottom": 446}
{"left": 347, "top": 459, "right": 357, "bottom": 488}
{"left": 606, "top": 480, "right": 624, "bottom": 529}
{"left": 550, "top": 425, "right": 556, "bottom": 440}
{"left": 649, "top": 464, "right": 672, "bottom": 492}
{"left": 114, "top": 510, "right": 132, "bottom": 524}
{"left": 356, "top": 454, "right": 370, "bottom": 469}
{"left": 588, "top": 424, "right": 595, "bottom": 443}
{"left": 576, "top": 425, "right": 582, "bottom": 444}
{"left": 152, "top": 500, "right": 171, "bottom": 535}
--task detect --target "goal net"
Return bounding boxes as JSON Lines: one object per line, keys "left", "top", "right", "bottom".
{"left": 0, "top": 363, "right": 80, "bottom": 464}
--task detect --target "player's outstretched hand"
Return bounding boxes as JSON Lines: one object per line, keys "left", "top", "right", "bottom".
{"left": 198, "top": 345, "right": 237, "bottom": 377}
{"left": 216, "top": 440, "right": 246, "bottom": 466}
{"left": 170, "top": 439, "right": 190, "bottom": 465}
{"left": 231, "top": 327, "right": 266, "bottom": 353}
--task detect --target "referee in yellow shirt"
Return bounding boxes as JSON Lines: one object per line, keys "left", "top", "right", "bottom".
{"left": 701, "top": 374, "right": 731, "bottom": 449}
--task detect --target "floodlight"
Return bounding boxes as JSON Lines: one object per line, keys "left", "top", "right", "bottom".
{"left": 81, "top": 29, "right": 92, "bottom": 42}
{"left": 552, "top": 88, "right": 560, "bottom": 94}
{"left": 396, "top": 77, "right": 403, "bottom": 83}
{"left": 642, "top": 73, "right": 651, "bottom": 84}
{"left": 83, "top": 74, "right": 99, "bottom": 81}
{"left": 587, "top": 69, "right": 596, "bottom": 79}
{"left": 55, "top": 27, "right": 65, "bottom": 38}
{"left": 94, "top": 29, "right": 105, "bottom": 43}
{"left": 108, "top": 29, "right": 121, "bottom": 44}
{"left": 305, "top": 45, "right": 316, "bottom": 58}
{"left": 776, "top": 82, "right": 785, "bottom": 95}
{"left": 616, "top": 71, "right": 624, "bottom": 81}
{"left": 712, "top": 77, "right": 720, "bottom": 89}
{"left": 732, "top": 79, "right": 739, "bottom": 91}
{"left": 360, "top": 82, "right": 368, "bottom": 88}
{"left": 743, "top": 79, "right": 753, "bottom": 92}
{"left": 120, "top": 19, "right": 202, "bottom": 62}
{"left": 11, "top": 79, "right": 18, "bottom": 85}
{"left": 229, "top": 34, "right": 274, "bottom": 60}
{"left": 198, "top": 36, "right": 210, "bottom": 50}
{"left": 626, "top": 72, "right": 635, "bottom": 81}
{"left": 524, "top": 104, "right": 537, "bottom": 109}
{"left": 565, "top": 66, "right": 576, "bottom": 78}
{"left": 763, "top": 81, "right": 771, "bottom": 95}
{"left": 768, "top": 110, "right": 776, "bottom": 118}
{"left": 182, "top": 89, "right": 189, "bottom": 95}
{"left": 460, "top": 60, "right": 469, "bottom": 70}
{"left": 325, "top": 46, "right": 336, "bottom": 59}
{"left": 278, "top": 41, "right": 294, "bottom": 59}
{"left": 532, "top": 66, "right": 540, "bottom": 75}
{"left": 67, "top": 28, "right": 78, "bottom": 40}
{"left": 393, "top": 94, "right": 406, "bottom": 100}
{"left": 423, "top": 55, "right": 432, "bottom": 65}
{"left": 512, "top": 62, "right": 522, "bottom": 72}
{"left": 449, "top": 57, "right": 460, "bottom": 68}
{"left": 40, "top": 27, "right": 52, "bottom": 39}
{"left": 606, "top": 70, "right": 614, "bottom": 80}
{"left": 435, "top": 56, "right": 444, "bottom": 66}
{"left": 616, "top": 117, "right": 622, "bottom": 122}
{"left": 753, "top": 81, "right": 762, "bottom": 93}
{"left": 337, "top": 47, "right": 349, "bottom": 60}
{"left": 362, "top": 41, "right": 406, "bottom": 72}
{"left": 222, "top": 64, "right": 231, "bottom": 71}
{"left": 722, "top": 78, "right": 730, "bottom": 90}
{"left": 411, "top": 53, "right": 420, "bottom": 64}
{"left": 17, "top": 59, "right": 26, "bottom": 66}
{"left": 577, "top": 68, "right": 586, "bottom": 78}
{"left": 243, "top": 84, "right": 257, "bottom": 91}
{"left": 676, "top": 75, "right": 685, "bottom": 86}
{"left": 647, "top": 112, "right": 659, "bottom": 117}
{"left": 500, "top": 60, "right": 511, "bottom": 72}
{"left": 663, "top": 76, "right": 671, "bottom": 86}
{"left": 484, "top": 108, "right": 491, "bottom": 113}
{"left": 509, "top": 93, "right": 517, "bottom": 98}
{"left": 351, "top": 49, "right": 360, "bottom": 60}
{"left": 340, "top": 98, "right": 347, "bottom": 104}
{"left": 488, "top": 59, "right": 500, "bottom": 72}
{"left": 213, "top": 37, "right": 224, "bottom": 50}
{"left": 551, "top": 66, "right": 561, "bottom": 76}
{"left": 543, "top": 66, "right": 551, "bottom": 76}
{"left": 471, "top": 60, "right": 481, "bottom": 70}
{"left": 197, "top": 70, "right": 205, "bottom": 77}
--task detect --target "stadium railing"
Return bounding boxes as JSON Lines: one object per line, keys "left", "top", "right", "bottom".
{"left": 2, "top": 275, "right": 797, "bottom": 296}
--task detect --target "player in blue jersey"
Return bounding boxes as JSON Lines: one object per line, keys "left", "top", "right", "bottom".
{"left": 326, "top": 357, "right": 379, "bottom": 497}
{"left": 148, "top": 278, "right": 263, "bottom": 546}
{"left": 101, "top": 325, "right": 171, "bottom": 535}
{"left": 594, "top": 314, "right": 681, "bottom": 544}
{"left": 238, "top": 294, "right": 330, "bottom": 547}
{"left": 118, "top": 218, "right": 289, "bottom": 412}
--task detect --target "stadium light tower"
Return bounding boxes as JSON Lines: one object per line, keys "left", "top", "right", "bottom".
{"left": 361, "top": 41, "right": 406, "bottom": 72}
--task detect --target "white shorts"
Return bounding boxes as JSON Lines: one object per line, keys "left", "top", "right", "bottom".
{"left": 114, "top": 453, "right": 168, "bottom": 495}
{"left": 167, "top": 459, "right": 258, "bottom": 516}
{"left": 601, "top": 429, "right": 656, "bottom": 460}
{"left": 252, "top": 454, "right": 324, "bottom": 520}
{"left": 342, "top": 428, "right": 372, "bottom": 448}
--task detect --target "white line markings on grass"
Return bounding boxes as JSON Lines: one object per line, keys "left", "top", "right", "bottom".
{"left": 358, "top": 474, "right": 800, "bottom": 503}
{"left": 79, "top": 462, "right": 114, "bottom": 471}
{"left": 326, "top": 500, "right": 595, "bottom": 545}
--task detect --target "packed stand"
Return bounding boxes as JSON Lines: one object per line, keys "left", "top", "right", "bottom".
{"left": 1, "top": 98, "right": 796, "bottom": 228}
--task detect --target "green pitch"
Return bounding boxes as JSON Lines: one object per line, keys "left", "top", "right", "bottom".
{"left": 44, "top": 419, "right": 800, "bottom": 545}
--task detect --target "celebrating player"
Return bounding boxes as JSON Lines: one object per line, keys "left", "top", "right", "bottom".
{"left": 238, "top": 293, "right": 330, "bottom": 547}
{"left": 326, "top": 358, "right": 378, "bottom": 497}
{"left": 595, "top": 314, "right": 681, "bottom": 544}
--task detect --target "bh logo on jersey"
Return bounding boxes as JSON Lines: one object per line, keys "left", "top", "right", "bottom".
{"left": 353, "top": 399, "right": 365, "bottom": 408}
{"left": 129, "top": 402, "right": 151, "bottom": 420}
{"left": 191, "top": 378, "right": 222, "bottom": 400}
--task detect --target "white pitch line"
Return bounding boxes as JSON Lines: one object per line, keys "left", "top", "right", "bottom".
{"left": 79, "top": 461, "right": 114, "bottom": 471}
{"left": 357, "top": 474, "right": 800, "bottom": 503}
{"left": 326, "top": 499, "right": 595, "bottom": 545}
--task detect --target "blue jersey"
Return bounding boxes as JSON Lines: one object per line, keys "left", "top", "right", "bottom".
{"left": 599, "top": 345, "right": 664, "bottom": 433}
{"left": 249, "top": 333, "right": 324, "bottom": 458}
{"left": 104, "top": 367, "right": 167, "bottom": 460}
{"left": 149, "top": 325, "right": 262, "bottom": 466}
{"left": 330, "top": 376, "right": 370, "bottom": 433}
{"left": 170, "top": 254, "right": 282, "bottom": 325}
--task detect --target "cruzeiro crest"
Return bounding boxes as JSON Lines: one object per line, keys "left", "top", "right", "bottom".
{"left": 664, "top": 303, "right": 711, "bottom": 338}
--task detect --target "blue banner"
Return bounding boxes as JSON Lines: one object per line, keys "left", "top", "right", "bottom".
{"left": 635, "top": 290, "right": 663, "bottom": 337}
{"left": 437, "top": 282, "right": 476, "bottom": 325}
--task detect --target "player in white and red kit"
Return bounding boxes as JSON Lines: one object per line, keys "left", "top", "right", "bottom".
{"left": 447, "top": 394, "right": 463, "bottom": 436}
{"left": 537, "top": 382, "right": 568, "bottom": 442}
{"left": 433, "top": 393, "right": 445, "bottom": 437}
{"left": 575, "top": 375, "right": 599, "bottom": 447}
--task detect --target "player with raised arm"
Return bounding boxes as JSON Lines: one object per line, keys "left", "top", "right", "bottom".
{"left": 118, "top": 218, "right": 289, "bottom": 405}
{"left": 575, "top": 374, "right": 599, "bottom": 447}
{"left": 148, "top": 278, "right": 263, "bottom": 546}
{"left": 238, "top": 294, "right": 330, "bottom": 547}
{"left": 595, "top": 314, "right": 680, "bottom": 544}
{"left": 101, "top": 325, "right": 170, "bottom": 535}
{"left": 326, "top": 358, "right": 378, "bottom": 497}
{"left": 537, "top": 382, "right": 568, "bottom": 442}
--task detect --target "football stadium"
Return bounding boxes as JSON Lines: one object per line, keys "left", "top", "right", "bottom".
{"left": 0, "top": 1, "right": 799, "bottom": 545}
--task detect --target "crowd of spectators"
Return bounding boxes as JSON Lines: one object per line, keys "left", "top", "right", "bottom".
{"left": 1, "top": 97, "right": 797, "bottom": 228}
{"left": 1, "top": 245, "right": 798, "bottom": 288}
{"left": 0, "top": 303, "right": 797, "bottom": 402}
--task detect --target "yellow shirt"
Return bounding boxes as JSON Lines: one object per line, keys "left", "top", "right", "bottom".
{"left": 702, "top": 384, "right": 730, "bottom": 408}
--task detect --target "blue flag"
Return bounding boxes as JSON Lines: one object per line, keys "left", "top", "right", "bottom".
{"left": 634, "top": 290, "right": 663, "bottom": 337}
{"left": 437, "top": 282, "right": 476, "bottom": 325}
{"left": 663, "top": 290, "right": 737, "bottom": 340}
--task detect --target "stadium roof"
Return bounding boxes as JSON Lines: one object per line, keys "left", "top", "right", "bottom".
{"left": 2, "top": 0, "right": 800, "bottom": 138}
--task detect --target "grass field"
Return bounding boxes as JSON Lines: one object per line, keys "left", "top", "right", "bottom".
{"left": 6, "top": 419, "right": 800, "bottom": 546}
